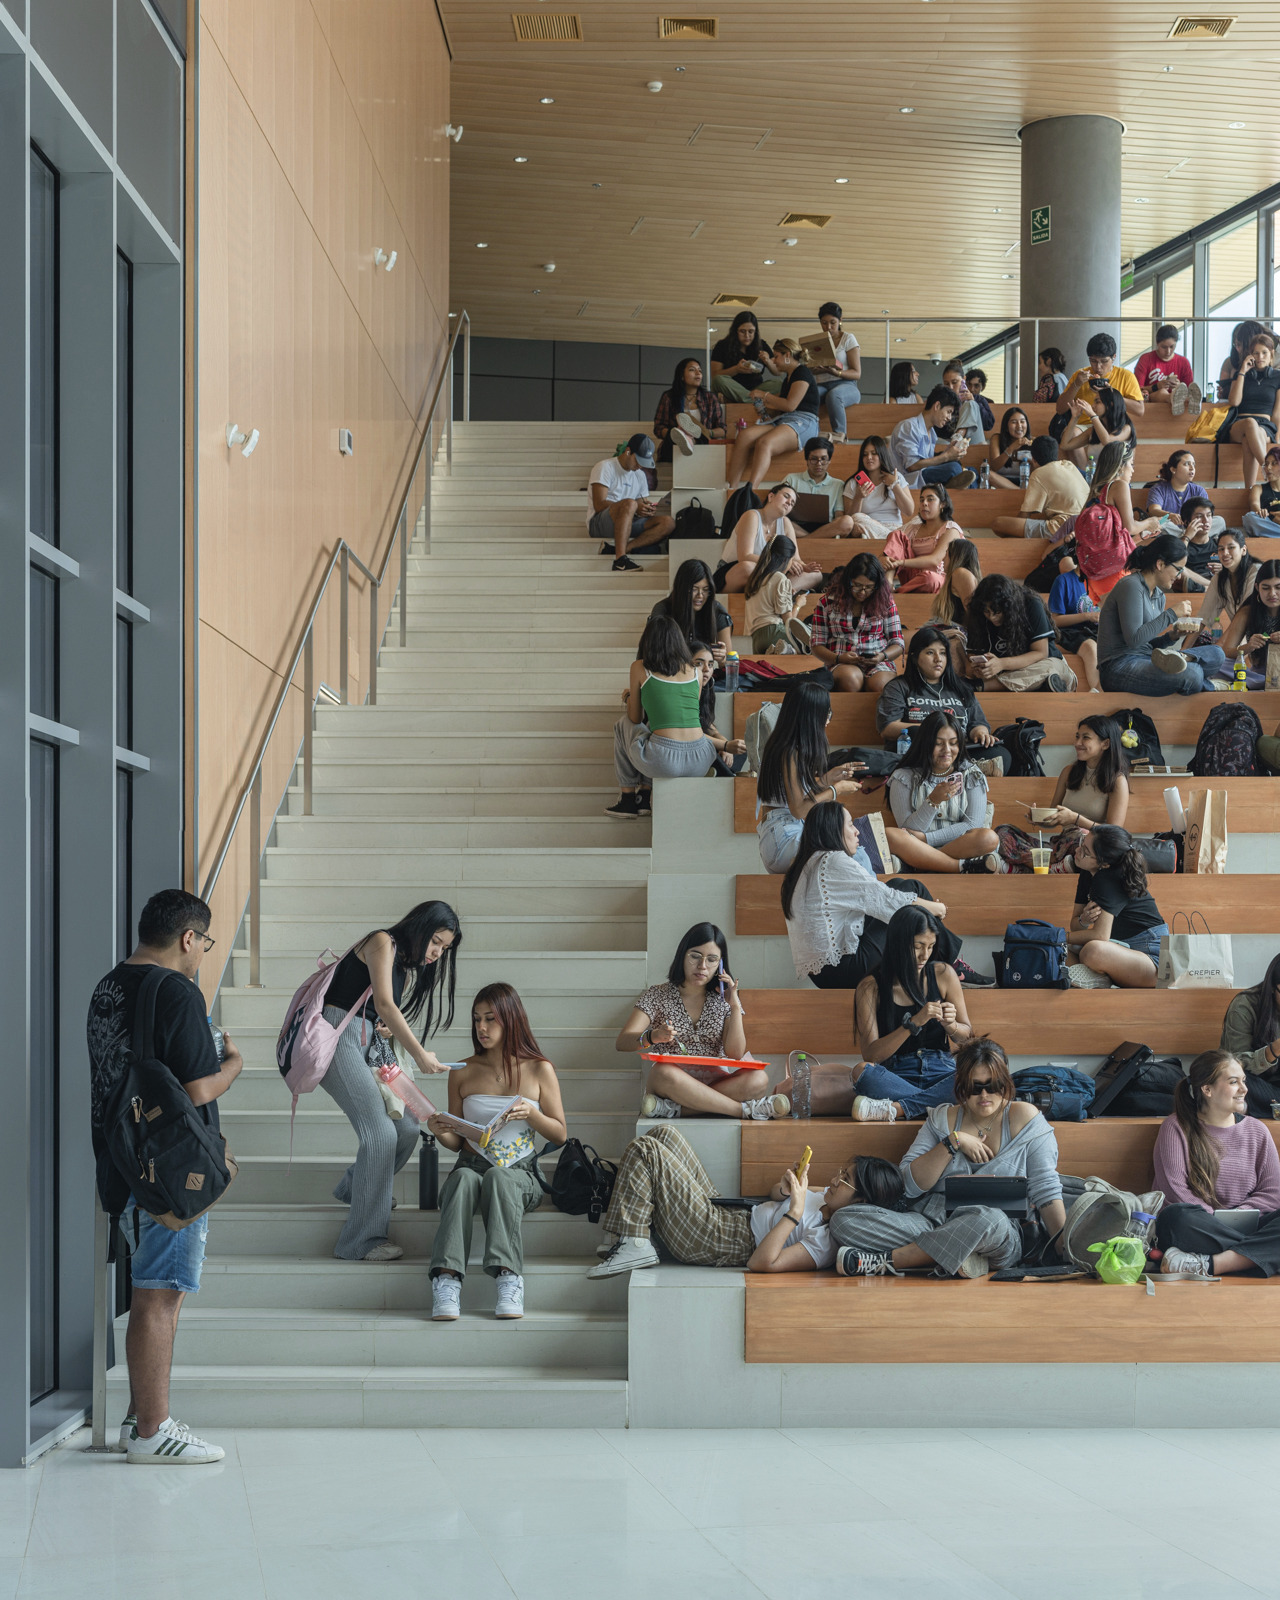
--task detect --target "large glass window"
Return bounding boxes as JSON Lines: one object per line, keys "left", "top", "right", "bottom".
{"left": 1120, "top": 285, "right": 1155, "bottom": 371}
{"left": 116, "top": 251, "right": 134, "bottom": 593}
{"left": 115, "top": 617, "right": 133, "bottom": 750}
{"left": 29, "top": 739, "right": 59, "bottom": 1404}
{"left": 1207, "top": 216, "right": 1259, "bottom": 387}
{"left": 29, "top": 567, "right": 58, "bottom": 721}
{"left": 1162, "top": 263, "right": 1194, "bottom": 325}
{"left": 30, "top": 147, "right": 59, "bottom": 545}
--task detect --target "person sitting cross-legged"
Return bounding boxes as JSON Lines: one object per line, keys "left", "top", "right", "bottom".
{"left": 842, "top": 435, "right": 915, "bottom": 538}
{"left": 991, "top": 435, "right": 1088, "bottom": 541}
{"left": 961, "top": 572, "right": 1078, "bottom": 692}
{"left": 586, "top": 433, "right": 675, "bottom": 572}
{"left": 831, "top": 1037, "right": 1067, "bottom": 1278}
{"left": 884, "top": 711, "right": 999, "bottom": 875}
{"left": 1066, "top": 824, "right": 1169, "bottom": 989}
{"left": 784, "top": 437, "right": 853, "bottom": 537}
{"left": 807, "top": 553, "right": 903, "bottom": 693}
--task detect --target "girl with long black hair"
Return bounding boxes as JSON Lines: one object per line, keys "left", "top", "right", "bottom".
{"left": 321, "top": 900, "right": 461, "bottom": 1261}
{"left": 755, "top": 678, "right": 866, "bottom": 873}
{"left": 608, "top": 615, "right": 717, "bottom": 819}
{"left": 1097, "top": 533, "right": 1229, "bottom": 696}
{"left": 650, "top": 559, "right": 732, "bottom": 659}
{"left": 1222, "top": 559, "right": 1280, "bottom": 685}
{"left": 1198, "top": 528, "right": 1258, "bottom": 640}
{"left": 1067, "top": 824, "right": 1168, "bottom": 988}
{"left": 808, "top": 554, "right": 903, "bottom": 693}
{"left": 652, "top": 357, "right": 726, "bottom": 461}
{"left": 709, "top": 310, "right": 782, "bottom": 401}
{"left": 1152, "top": 1051, "right": 1280, "bottom": 1278}
{"left": 963, "top": 572, "right": 1078, "bottom": 692}
{"left": 690, "top": 642, "right": 746, "bottom": 775}
{"left": 885, "top": 711, "right": 998, "bottom": 874}
{"left": 743, "top": 536, "right": 811, "bottom": 655}
{"left": 1221, "top": 954, "right": 1280, "bottom": 1118}
{"left": 987, "top": 406, "right": 1034, "bottom": 489}
{"left": 995, "top": 715, "right": 1129, "bottom": 874}
{"left": 875, "top": 625, "right": 1010, "bottom": 771}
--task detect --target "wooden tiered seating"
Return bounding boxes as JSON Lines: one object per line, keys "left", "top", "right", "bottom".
{"left": 739, "top": 1122, "right": 1280, "bottom": 1365}
{"left": 723, "top": 438, "right": 1245, "bottom": 482}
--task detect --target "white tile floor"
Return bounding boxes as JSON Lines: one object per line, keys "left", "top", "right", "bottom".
{"left": 3, "top": 1425, "right": 1279, "bottom": 1599}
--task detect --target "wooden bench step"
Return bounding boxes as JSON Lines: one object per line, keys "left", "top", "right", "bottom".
{"left": 726, "top": 588, "right": 1240, "bottom": 632}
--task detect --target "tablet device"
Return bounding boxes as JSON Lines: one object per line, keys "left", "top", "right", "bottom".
{"left": 1212, "top": 1208, "right": 1262, "bottom": 1236}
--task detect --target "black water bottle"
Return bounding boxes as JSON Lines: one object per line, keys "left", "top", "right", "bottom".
{"left": 419, "top": 1131, "right": 439, "bottom": 1210}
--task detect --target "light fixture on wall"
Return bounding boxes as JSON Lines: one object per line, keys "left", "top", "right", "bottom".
{"left": 783, "top": 237, "right": 798, "bottom": 247}
{"left": 445, "top": 124, "right": 463, "bottom": 142}
{"left": 338, "top": 428, "right": 354, "bottom": 456}
{"left": 374, "top": 248, "right": 398, "bottom": 271}
{"left": 226, "top": 423, "right": 259, "bottom": 457}
{"left": 514, "top": 156, "right": 529, "bottom": 163}
{"left": 540, "top": 96, "right": 555, "bottom": 103}
{"left": 476, "top": 241, "right": 489, "bottom": 248}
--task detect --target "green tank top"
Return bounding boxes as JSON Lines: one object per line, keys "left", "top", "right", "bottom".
{"left": 639, "top": 671, "right": 702, "bottom": 730}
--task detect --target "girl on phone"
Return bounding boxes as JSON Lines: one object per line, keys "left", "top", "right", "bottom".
{"left": 875, "top": 625, "right": 1010, "bottom": 771}
{"left": 1222, "top": 333, "right": 1280, "bottom": 492}
{"left": 842, "top": 436, "right": 914, "bottom": 536}
{"left": 994, "top": 715, "right": 1129, "bottom": 874}
{"left": 615, "top": 922, "right": 785, "bottom": 1122}
{"left": 427, "top": 983, "right": 566, "bottom": 1321}
{"left": 884, "top": 711, "right": 998, "bottom": 875}
{"left": 807, "top": 553, "right": 903, "bottom": 693}
{"left": 882, "top": 484, "right": 963, "bottom": 594}
{"left": 988, "top": 407, "right": 1035, "bottom": 489}
{"left": 962, "top": 573, "right": 1078, "bottom": 692}
{"left": 1222, "top": 559, "right": 1280, "bottom": 688}
{"left": 649, "top": 559, "right": 732, "bottom": 660}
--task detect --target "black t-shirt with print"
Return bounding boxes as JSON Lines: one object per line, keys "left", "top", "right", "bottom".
{"left": 1074, "top": 868, "right": 1163, "bottom": 941}
{"left": 982, "top": 592, "right": 1062, "bottom": 660}
{"left": 783, "top": 365, "right": 821, "bottom": 417}
{"left": 87, "top": 962, "right": 221, "bottom": 1212}
{"left": 711, "top": 335, "right": 764, "bottom": 376}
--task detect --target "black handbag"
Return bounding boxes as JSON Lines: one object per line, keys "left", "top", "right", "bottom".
{"left": 535, "top": 1139, "right": 617, "bottom": 1223}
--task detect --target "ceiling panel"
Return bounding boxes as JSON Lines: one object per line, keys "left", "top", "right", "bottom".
{"left": 440, "top": 0, "right": 1280, "bottom": 348}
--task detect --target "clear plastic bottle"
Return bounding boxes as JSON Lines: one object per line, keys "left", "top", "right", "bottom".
{"left": 1019, "top": 456, "right": 1031, "bottom": 489}
{"left": 724, "top": 651, "right": 740, "bottom": 693}
{"left": 790, "top": 1052, "right": 811, "bottom": 1119}
{"left": 1126, "top": 1210, "right": 1154, "bottom": 1242}
{"left": 896, "top": 728, "right": 912, "bottom": 755}
{"left": 978, "top": 461, "right": 990, "bottom": 491}
{"left": 208, "top": 1017, "right": 225, "bottom": 1063}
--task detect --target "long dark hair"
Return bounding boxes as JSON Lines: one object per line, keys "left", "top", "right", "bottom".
{"left": 1126, "top": 532, "right": 1188, "bottom": 573}
{"left": 894, "top": 708, "right": 970, "bottom": 778}
{"left": 757, "top": 679, "right": 831, "bottom": 808}
{"left": 1089, "top": 824, "right": 1148, "bottom": 899}
{"left": 638, "top": 613, "right": 693, "bottom": 676}
{"left": 666, "top": 357, "right": 704, "bottom": 410}
{"left": 744, "top": 535, "right": 796, "bottom": 600}
{"left": 1211, "top": 529, "right": 1257, "bottom": 611}
{"left": 965, "top": 573, "right": 1035, "bottom": 657}
{"left": 721, "top": 310, "right": 763, "bottom": 363}
{"left": 471, "top": 982, "right": 545, "bottom": 1092}
{"left": 824, "top": 553, "right": 894, "bottom": 619}
{"left": 1251, "top": 954, "right": 1280, "bottom": 1051}
{"left": 1238, "top": 559, "right": 1280, "bottom": 663}
{"left": 689, "top": 641, "right": 717, "bottom": 734}
{"left": 852, "top": 1156, "right": 907, "bottom": 1211}
{"left": 857, "top": 435, "right": 894, "bottom": 475}
{"left": 1064, "top": 715, "right": 1128, "bottom": 796}
{"left": 902, "top": 625, "right": 975, "bottom": 705}
{"left": 873, "top": 906, "right": 938, "bottom": 1036}
{"left": 888, "top": 361, "right": 917, "bottom": 400}
{"left": 1172, "top": 1050, "right": 1237, "bottom": 1206}
{"left": 1158, "top": 449, "right": 1195, "bottom": 485}
{"left": 666, "top": 922, "right": 732, "bottom": 988}
{"left": 1227, "top": 319, "right": 1267, "bottom": 377}
{"left": 1039, "top": 346, "right": 1066, "bottom": 375}
{"left": 917, "top": 482, "right": 955, "bottom": 524}
{"left": 1094, "top": 386, "right": 1133, "bottom": 440}
{"left": 780, "top": 800, "right": 847, "bottom": 921}
{"left": 997, "top": 407, "right": 1031, "bottom": 454}
{"left": 380, "top": 900, "right": 461, "bottom": 1036}
{"left": 931, "top": 538, "right": 982, "bottom": 625}
{"left": 667, "top": 558, "right": 720, "bottom": 648}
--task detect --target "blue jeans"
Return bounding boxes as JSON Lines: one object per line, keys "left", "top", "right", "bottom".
{"left": 125, "top": 1199, "right": 209, "bottom": 1293}
{"left": 921, "top": 461, "right": 964, "bottom": 486}
{"left": 856, "top": 1049, "right": 956, "bottom": 1120}
{"left": 757, "top": 804, "right": 871, "bottom": 875}
{"left": 1099, "top": 645, "right": 1229, "bottom": 697}
{"left": 1243, "top": 512, "right": 1280, "bottom": 539}
{"left": 1114, "top": 921, "right": 1169, "bottom": 965}
{"left": 816, "top": 378, "right": 861, "bottom": 434}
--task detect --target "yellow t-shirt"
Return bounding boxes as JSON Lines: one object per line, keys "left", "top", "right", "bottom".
{"left": 1066, "top": 365, "right": 1142, "bottom": 405}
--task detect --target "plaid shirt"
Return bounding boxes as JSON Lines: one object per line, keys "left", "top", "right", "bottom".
{"left": 809, "top": 598, "right": 904, "bottom": 659}
{"left": 653, "top": 386, "right": 726, "bottom": 439}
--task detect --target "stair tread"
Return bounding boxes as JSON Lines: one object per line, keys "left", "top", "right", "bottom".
{"left": 108, "top": 1362, "right": 627, "bottom": 1386}
{"left": 117, "top": 1306, "right": 626, "bottom": 1329}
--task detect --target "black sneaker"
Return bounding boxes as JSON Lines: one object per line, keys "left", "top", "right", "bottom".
{"left": 605, "top": 793, "right": 642, "bottom": 819}
{"left": 612, "top": 555, "right": 642, "bottom": 572}
{"left": 598, "top": 541, "right": 616, "bottom": 557}
{"left": 952, "top": 957, "right": 995, "bottom": 987}
{"left": 636, "top": 788, "right": 652, "bottom": 815}
{"left": 835, "top": 1248, "right": 902, "bottom": 1278}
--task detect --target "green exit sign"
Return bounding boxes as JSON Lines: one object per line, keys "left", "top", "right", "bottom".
{"left": 1030, "top": 205, "right": 1051, "bottom": 246}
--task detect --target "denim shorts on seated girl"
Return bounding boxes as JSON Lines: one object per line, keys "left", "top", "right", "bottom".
{"left": 124, "top": 1198, "right": 209, "bottom": 1293}
{"left": 764, "top": 410, "right": 820, "bottom": 448}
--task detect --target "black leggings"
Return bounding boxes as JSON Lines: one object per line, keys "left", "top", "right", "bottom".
{"left": 1155, "top": 1203, "right": 1280, "bottom": 1277}
{"left": 809, "top": 877, "right": 963, "bottom": 989}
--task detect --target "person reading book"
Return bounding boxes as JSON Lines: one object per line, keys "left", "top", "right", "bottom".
{"left": 427, "top": 983, "right": 566, "bottom": 1322}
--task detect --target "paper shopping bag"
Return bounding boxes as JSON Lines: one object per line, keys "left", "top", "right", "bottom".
{"left": 1158, "top": 912, "right": 1235, "bottom": 988}
{"left": 1266, "top": 642, "right": 1280, "bottom": 692}
{"left": 1182, "top": 788, "right": 1227, "bottom": 874}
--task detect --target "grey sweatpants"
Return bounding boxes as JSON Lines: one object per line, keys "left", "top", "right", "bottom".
{"left": 321, "top": 1005, "right": 420, "bottom": 1259}
{"left": 829, "top": 1203, "right": 1021, "bottom": 1276}
{"left": 614, "top": 717, "right": 716, "bottom": 787}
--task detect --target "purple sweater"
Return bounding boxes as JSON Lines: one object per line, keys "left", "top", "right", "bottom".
{"left": 1153, "top": 1115, "right": 1280, "bottom": 1212}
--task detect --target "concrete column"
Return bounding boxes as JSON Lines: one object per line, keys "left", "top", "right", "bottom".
{"left": 1018, "top": 115, "right": 1123, "bottom": 399}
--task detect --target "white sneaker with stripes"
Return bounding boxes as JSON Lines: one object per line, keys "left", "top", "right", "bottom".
{"left": 125, "top": 1417, "right": 225, "bottom": 1465}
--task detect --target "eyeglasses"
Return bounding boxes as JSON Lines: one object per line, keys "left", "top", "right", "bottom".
{"left": 188, "top": 930, "right": 216, "bottom": 952}
{"left": 965, "top": 1079, "right": 999, "bottom": 1096}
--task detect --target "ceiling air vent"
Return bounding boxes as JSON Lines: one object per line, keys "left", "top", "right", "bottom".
{"left": 659, "top": 16, "right": 719, "bottom": 40}
{"left": 1167, "top": 15, "right": 1236, "bottom": 37}
{"left": 512, "top": 12, "right": 583, "bottom": 42}
{"left": 778, "top": 212, "right": 831, "bottom": 229}
{"left": 711, "top": 293, "right": 759, "bottom": 308}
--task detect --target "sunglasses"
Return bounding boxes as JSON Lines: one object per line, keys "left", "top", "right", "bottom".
{"left": 965, "top": 1079, "right": 999, "bottom": 1096}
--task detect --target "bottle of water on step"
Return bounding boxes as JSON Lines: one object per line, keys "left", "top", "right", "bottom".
{"left": 978, "top": 461, "right": 990, "bottom": 491}
{"left": 1126, "top": 1210, "right": 1154, "bottom": 1245}
{"left": 790, "top": 1053, "right": 811, "bottom": 1119}
{"left": 725, "top": 651, "right": 740, "bottom": 693}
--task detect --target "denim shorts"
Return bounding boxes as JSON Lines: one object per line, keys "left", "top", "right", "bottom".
{"left": 1113, "top": 923, "right": 1168, "bottom": 966}
{"left": 765, "top": 410, "right": 820, "bottom": 448}
{"left": 125, "top": 1199, "right": 209, "bottom": 1293}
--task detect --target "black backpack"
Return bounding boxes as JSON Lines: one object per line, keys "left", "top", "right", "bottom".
{"left": 1112, "top": 707, "right": 1165, "bottom": 767}
{"left": 672, "top": 497, "right": 717, "bottom": 541}
{"left": 99, "top": 967, "right": 237, "bottom": 1232}
{"left": 994, "top": 717, "right": 1046, "bottom": 777}
{"left": 1188, "top": 700, "right": 1264, "bottom": 776}
{"left": 1097, "top": 1055, "right": 1184, "bottom": 1118}
{"left": 1025, "top": 535, "right": 1077, "bottom": 595}
{"left": 720, "top": 483, "right": 762, "bottom": 536}
{"left": 536, "top": 1139, "right": 617, "bottom": 1223}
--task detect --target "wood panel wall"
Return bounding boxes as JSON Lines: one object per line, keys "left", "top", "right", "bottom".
{"left": 193, "top": 0, "right": 451, "bottom": 987}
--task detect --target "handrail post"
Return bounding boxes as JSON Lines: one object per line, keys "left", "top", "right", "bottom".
{"left": 303, "top": 632, "right": 314, "bottom": 816}
{"left": 446, "top": 349, "right": 454, "bottom": 476}
{"left": 339, "top": 545, "right": 350, "bottom": 705}
{"left": 884, "top": 317, "right": 891, "bottom": 396}
{"left": 248, "top": 767, "right": 263, "bottom": 988}
{"left": 424, "top": 453, "right": 432, "bottom": 547}
{"left": 399, "top": 508, "right": 408, "bottom": 647}
{"left": 463, "top": 316, "right": 471, "bottom": 423}
{"left": 368, "top": 578, "right": 379, "bottom": 706}
{"left": 86, "top": 1201, "right": 111, "bottom": 1451}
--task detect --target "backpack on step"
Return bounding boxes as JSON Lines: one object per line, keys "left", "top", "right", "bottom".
{"left": 994, "top": 920, "right": 1070, "bottom": 990}
{"left": 672, "top": 497, "right": 716, "bottom": 541}
{"left": 276, "top": 942, "right": 387, "bottom": 1095}
{"left": 99, "top": 967, "right": 238, "bottom": 1231}
{"left": 1011, "top": 1064, "right": 1096, "bottom": 1121}
{"left": 744, "top": 700, "right": 780, "bottom": 775}
{"left": 1060, "top": 1177, "right": 1165, "bottom": 1273}
{"left": 1188, "top": 701, "right": 1264, "bottom": 776}
{"left": 720, "top": 484, "right": 762, "bottom": 538}
{"left": 536, "top": 1139, "right": 618, "bottom": 1223}
{"left": 994, "top": 718, "right": 1046, "bottom": 777}
{"left": 1113, "top": 707, "right": 1165, "bottom": 767}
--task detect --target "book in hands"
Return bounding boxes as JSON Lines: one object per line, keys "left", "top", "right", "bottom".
{"left": 435, "top": 1097, "right": 519, "bottom": 1148}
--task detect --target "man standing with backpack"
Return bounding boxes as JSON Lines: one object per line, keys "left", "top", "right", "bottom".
{"left": 87, "top": 889, "right": 242, "bottom": 1464}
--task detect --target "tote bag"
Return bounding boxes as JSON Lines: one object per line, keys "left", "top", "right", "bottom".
{"left": 1157, "top": 912, "right": 1235, "bottom": 989}
{"left": 1183, "top": 788, "right": 1228, "bottom": 874}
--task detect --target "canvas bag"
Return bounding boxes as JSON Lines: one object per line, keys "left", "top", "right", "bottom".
{"left": 1185, "top": 404, "right": 1230, "bottom": 443}
{"left": 1183, "top": 788, "right": 1228, "bottom": 874}
{"left": 1157, "top": 911, "right": 1235, "bottom": 989}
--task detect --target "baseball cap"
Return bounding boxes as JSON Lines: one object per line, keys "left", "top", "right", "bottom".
{"left": 626, "top": 433, "right": 656, "bottom": 467}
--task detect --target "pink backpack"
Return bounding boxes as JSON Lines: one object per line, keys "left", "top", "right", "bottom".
{"left": 276, "top": 942, "right": 389, "bottom": 1096}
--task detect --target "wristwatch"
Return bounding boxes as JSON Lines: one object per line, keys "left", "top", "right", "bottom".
{"left": 904, "top": 1017, "right": 921, "bottom": 1038}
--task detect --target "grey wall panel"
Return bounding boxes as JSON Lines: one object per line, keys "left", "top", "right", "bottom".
{"left": 639, "top": 383, "right": 668, "bottom": 422}
{"left": 554, "top": 341, "right": 638, "bottom": 383}
{"left": 640, "top": 345, "right": 696, "bottom": 384}
{"left": 30, "top": 0, "right": 113, "bottom": 150}
{"left": 116, "top": 0, "right": 181, "bottom": 239}
{"left": 552, "top": 379, "right": 640, "bottom": 422}
{"left": 469, "top": 375, "right": 553, "bottom": 422}
{"left": 469, "top": 336, "right": 553, "bottom": 379}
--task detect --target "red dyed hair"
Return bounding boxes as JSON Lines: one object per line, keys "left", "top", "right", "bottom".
{"left": 471, "top": 982, "right": 545, "bottom": 1091}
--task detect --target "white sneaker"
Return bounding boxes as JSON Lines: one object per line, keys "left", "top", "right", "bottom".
{"left": 1151, "top": 646, "right": 1189, "bottom": 676}
{"left": 1187, "top": 382, "right": 1203, "bottom": 417}
{"left": 494, "top": 1272, "right": 525, "bottom": 1318}
{"left": 126, "top": 1417, "right": 225, "bottom": 1465}
{"left": 587, "top": 1237, "right": 660, "bottom": 1278}
{"left": 641, "top": 1093, "right": 681, "bottom": 1119}
{"left": 596, "top": 1230, "right": 618, "bottom": 1259}
{"left": 431, "top": 1274, "right": 462, "bottom": 1320}
{"left": 954, "top": 1252, "right": 991, "bottom": 1279}
{"left": 676, "top": 411, "right": 704, "bottom": 440}
{"left": 1170, "top": 381, "right": 1189, "bottom": 416}
{"left": 670, "top": 426, "right": 694, "bottom": 456}
{"left": 363, "top": 1242, "right": 403, "bottom": 1261}
{"left": 741, "top": 1093, "right": 790, "bottom": 1121}
{"left": 852, "top": 1095, "right": 897, "bottom": 1123}
{"left": 1067, "top": 962, "right": 1112, "bottom": 989}
{"left": 1161, "top": 1246, "right": 1212, "bottom": 1278}
{"left": 114, "top": 1415, "right": 136, "bottom": 1453}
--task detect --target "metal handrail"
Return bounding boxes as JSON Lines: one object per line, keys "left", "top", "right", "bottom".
{"left": 198, "top": 310, "right": 471, "bottom": 986}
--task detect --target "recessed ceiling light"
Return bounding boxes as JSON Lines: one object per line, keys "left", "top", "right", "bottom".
{"left": 894, "top": 337, "right": 905, "bottom": 342}
{"left": 539, "top": 96, "right": 555, "bottom": 104}
{"left": 591, "top": 182, "right": 602, "bottom": 188}
{"left": 1134, "top": 197, "right": 1151, "bottom": 204}
{"left": 1001, "top": 273, "right": 1013, "bottom": 279}
{"left": 675, "top": 65, "right": 685, "bottom": 72}
{"left": 992, "top": 208, "right": 1002, "bottom": 214}
{"left": 784, "top": 238, "right": 798, "bottom": 247}
{"left": 900, "top": 106, "right": 915, "bottom": 114}
{"left": 834, "top": 177, "right": 849, "bottom": 184}
{"left": 763, "top": 259, "right": 776, "bottom": 265}
{"left": 476, "top": 242, "right": 488, "bottom": 249}
{"left": 514, "top": 156, "right": 528, "bottom": 163}
{"left": 1162, "top": 64, "right": 1174, "bottom": 71}
{"left": 532, "top": 288, "right": 540, "bottom": 294}
{"left": 1229, "top": 121, "right": 1246, "bottom": 129}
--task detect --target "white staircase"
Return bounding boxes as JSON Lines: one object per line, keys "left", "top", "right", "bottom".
{"left": 109, "top": 421, "right": 668, "bottom": 1427}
